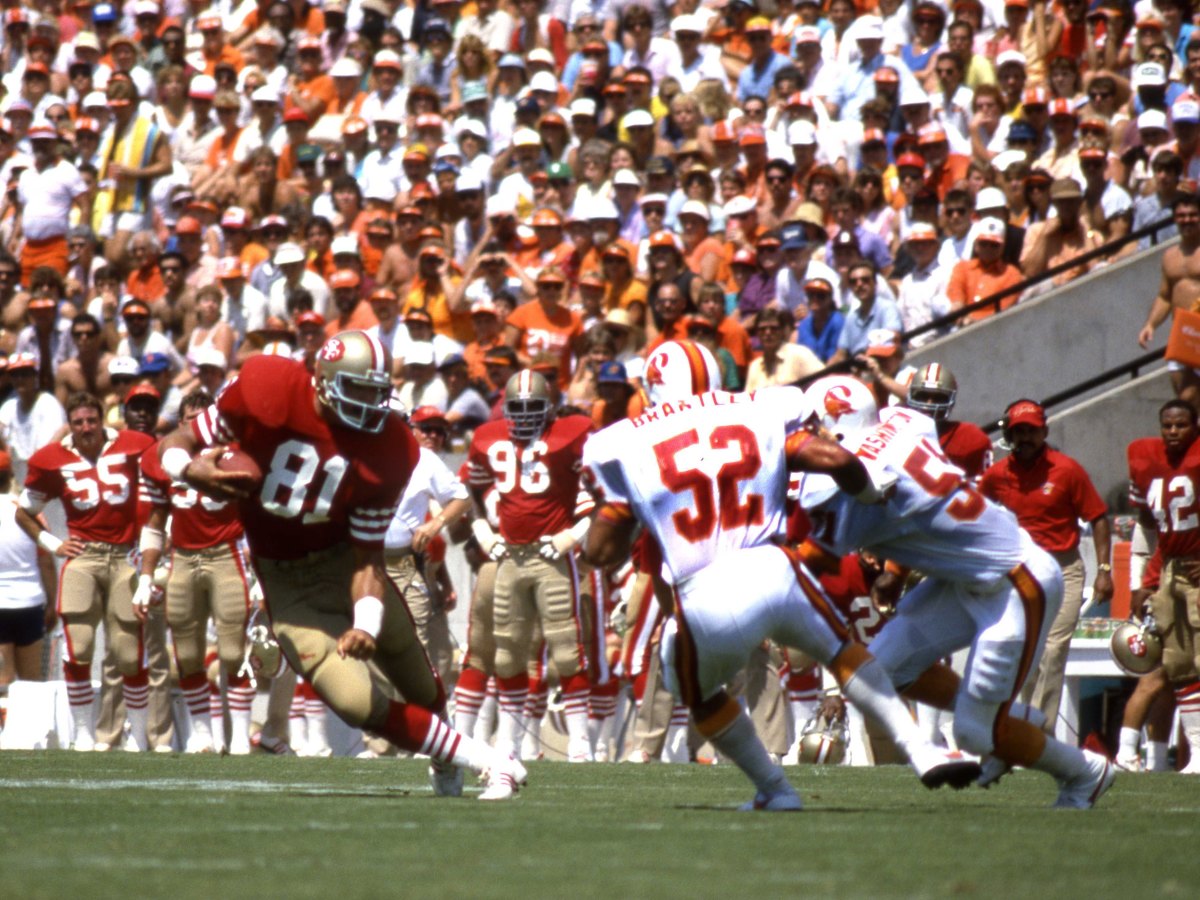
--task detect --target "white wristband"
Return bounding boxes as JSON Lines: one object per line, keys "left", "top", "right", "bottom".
{"left": 162, "top": 447, "right": 193, "bottom": 482}
{"left": 37, "top": 531, "right": 63, "bottom": 554}
{"left": 352, "top": 595, "right": 385, "bottom": 639}
{"left": 471, "top": 518, "right": 497, "bottom": 547}
{"left": 139, "top": 526, "right": 164, "bottom": 555}
{"left": 569, "top": 517, "right": 591, "bottom": 545}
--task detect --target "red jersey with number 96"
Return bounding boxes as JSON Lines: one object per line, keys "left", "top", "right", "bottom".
{"left": 467, "top": 414, "right": 593, "bottom": 544}
{"left": 24, "top": 429, "right": 156, "bottom": 544}
{"left": 1128, "top": 436, "right": 1200, "bottom": 563}
{"left": 582, "top": 387, "right": 807, "bottom": 585}
{"left": 187, "top": 355, "right": 419, "bottom": 560}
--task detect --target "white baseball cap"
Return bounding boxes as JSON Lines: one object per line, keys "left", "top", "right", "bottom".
{"left": 331, "top": 235, "right": 360, "bottom": 257}
{"left": 330, "top": 58, "right": 363, "bottom": 79}
{"left": 788, "top": 120, "right": 817, "bottom": 146}
{"left": 613, "top": 168, "right": 641, "bottom": 187}
{"left": 274, "top": 242, "right": 305, "bottom": 265}
{"left": 622, "top": 109, "right": 655, "bottom": 129}
{"left": 456, "top": 172, "right": 483, "bottom": 192}
{"left": 679, "top": 199, "right": 711, "bottom": 221}
{"left": 529, "top": 71, "right": 558, "bottom": 93}
{"left": 724, "top": 195, "right": 758, "bottom": 217}
{"left": 976, "top": 217, "right": 1006, "bottom": 243}
{"left": 405, "top": 341, "right": 436, "bottom": 367}
{"left": 975, "top": 187, "right": 1007, "bottom": 212}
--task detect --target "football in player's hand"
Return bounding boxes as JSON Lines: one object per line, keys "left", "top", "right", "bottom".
{"left": 216, "top": 448, "right": 263, "bottom": 489}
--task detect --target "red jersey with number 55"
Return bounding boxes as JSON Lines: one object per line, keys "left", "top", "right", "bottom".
{"left": 187, "top": 355, "right": 419, "bottom": 560}
{"left": 1128, "top": 436, "right": 1200, "bottom": 562}
{"left": 582, "top": 387, "right": 807, "bottom": 585}
{"left": 140, "top": 443, "right": 244, "bottom": 550}
{"left": 467, "top": 414, "right": 593, "bottom": 544}
{"left": 24, "top": 429, "right": 155, "bottom": 544}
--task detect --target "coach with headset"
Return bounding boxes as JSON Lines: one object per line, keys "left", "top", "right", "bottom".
{"left": 980, "top": 399, "right": 1114, "bottom": 734}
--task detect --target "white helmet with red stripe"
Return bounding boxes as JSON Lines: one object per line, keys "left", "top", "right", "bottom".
{"left": 504, "top": 369, "right": 554, "bottom": 441}
{"left": 643, "top": 339, "right": 721, "bottom": 407}
{"left": 313, "top": 330, "right": 393, "bottom": 433}
{"left": 803, "top": 374, "right": 879, "bottom": 444}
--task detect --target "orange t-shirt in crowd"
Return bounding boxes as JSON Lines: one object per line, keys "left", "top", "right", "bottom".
{"left": 605, "top": 278, "right": 647, "bottom": 313}
{"left": 240, "top": 5, "right": 325, "bottom": 35}
{"left": 201, "top": 45, "right": 245, "bottom": 76}
{"left": 505, "top": 301, "right": 583, "bottom": 388}
{"left": 126, "top": 266, "right": 164, "bottom": 304}
{"left": 288, "top": 75, "right": 337, "bottom": 117}
{"left": 685, "top": 235, "right": 730, "bottom": 285}
{"left": 716, "top": 316, "right": 752, "bottom": 368}
{"left": 946, "top": 257, "right": 1023, "bottom": 321}
{"left": 205, "top": 129, "right": 243, "bottom": 170}
{"left": 645, "top": 318, "right": 688, "bottom": 353}
{"left": 324, "top": 300, "right": 379, "bottom": 338}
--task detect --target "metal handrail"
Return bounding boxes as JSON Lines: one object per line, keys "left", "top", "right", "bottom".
{"left": 979, "top": 349, "right": 1167, "bottom": 435}
{"left": 798, "top": 210, "right": 1179, "bottom": 388}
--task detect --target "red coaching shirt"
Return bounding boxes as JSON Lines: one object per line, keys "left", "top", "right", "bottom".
{"left": 141, "top": 443, "right": 244, "bottom": 550}
{"left": 187, "top": 355, "right": 418, "bottom": 561}
{"left": 980, "top": 447, "right": 1108, "bottom": 554}
{"left": 25, "top": 429, "right": 155, "bottom": 544}
{"left": 467, "top": 414, "right": 592, "bottom": 544}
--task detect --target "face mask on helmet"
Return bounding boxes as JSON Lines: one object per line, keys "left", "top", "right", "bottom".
{"left": 804, "top": 375, "right": 879, "bottom": 445}
{"left": 643, "top": 339, "right": 721, "bottom": 407}
{"left": 314, "top": 332, "right": 393, "bottom": 433}
{"left": 504, "top": 369, "right": 552, "bottom": 441}
{"left": 906, "top": 363, "right": 958, "bottom": 421}
{"left": 797, "top": 711, "right": 849, "bottom": 765}
{"left": 1110, "top": 614, "right": 1162, "bottom": 676}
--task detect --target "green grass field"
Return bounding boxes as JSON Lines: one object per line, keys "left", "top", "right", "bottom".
{"left": 2, "top": 753, "right": 1199, "bottom": 899}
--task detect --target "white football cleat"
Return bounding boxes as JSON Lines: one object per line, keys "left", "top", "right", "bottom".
{"left": 185, "top": 734, "right": 215, "bottom": 754}
{"left": 738, "top": 786, "right": 803, "bottom": 812}
{"left": 430, "top": 762, "right": 465, "bottom": 797}
{"left": 1178, "top": 756, "right": 1200, "bottom": 775}
{"left": 228, "top": 737, "right": 252, "bottom": 756}
{"left": 910, "top": 745, "right": 982, "bottom": 790}
{"left": 1054, "top": 750, "right": 1115, "bottom": 809}
{"left": 1114, "top": 755, "right": 1144, "bottom": 773}
{"left": 72, "top": 732, "right": 96, "bottom": 752}
{"left": 567, "top": 738, "right": 593, "bottom": 763}
{"left": 478, "top": 755, "right": 528, "bottom": 801}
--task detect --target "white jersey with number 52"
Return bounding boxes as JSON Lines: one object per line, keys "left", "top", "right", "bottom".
{"left": 583, "top": 387, "right": 807, "bottom": 585}
{"left": 796, "top": 407, "right": 1027, "bottom": 587}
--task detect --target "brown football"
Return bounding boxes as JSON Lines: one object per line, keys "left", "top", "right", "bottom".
{"left": 216, "top": 448, "right": 264, "bottom": 489}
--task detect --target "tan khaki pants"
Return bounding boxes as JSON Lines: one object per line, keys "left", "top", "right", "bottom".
{"left": 493, "top": 543, "right": 589, "bottom": 680}
{"left": 384, "top": 550, "right": 454, "bottom": 688}
{"left": 168, "top": 542, "right": 252, "bottom": 677}
{"left": 256, "top": 544, "right": 440, "bottom": 729}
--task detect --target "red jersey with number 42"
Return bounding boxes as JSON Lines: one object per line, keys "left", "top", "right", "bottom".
{"left": 1128, "top": 436, "right": 1200, "bottom": 562}
{"left": 188, "top": 355, "right": 419, "bottom": 560}
{"left": 140, "top": 443, "right": 244, "bottom": 550}
{"left": 583, "top": 387, "right": 807, "bottom": 585}
{"left": 24, "top": 429, "right": 155, "bottom": 544}
{"left": 467, "top": 414, "right": 593, "bottom": 544}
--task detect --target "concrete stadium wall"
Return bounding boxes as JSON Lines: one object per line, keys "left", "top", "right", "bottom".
{"left": 908, "top": 240, "right": 1175, "bottom": 428}
{"left": 989, "top": 368, "right": 1176, "bottom": 511}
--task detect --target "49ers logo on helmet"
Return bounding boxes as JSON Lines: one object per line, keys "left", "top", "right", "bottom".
{"left": 1127, "top": 633, "right": 1148, "bottom": 658}
{"left": 823, "top": 385, "right": 855, "bottom": 420}
{"left": 318, "top": 338, "right": 345, "bottom": 362}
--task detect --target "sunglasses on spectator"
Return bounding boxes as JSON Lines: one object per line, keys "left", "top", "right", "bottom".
{"left": 756, "top": 324, "right": 782, "bottom": 333}
{"left": 72, "top": 329, "right": 99, "bottom": 340}
{"left": 848, "top": 275, "right": 873, "bottom": 285}
{"left": 944, "top": 207, "right": 968, "bottom": 216}
{"left": 1089, "top": 90, "right": 1114, "bottom": 100}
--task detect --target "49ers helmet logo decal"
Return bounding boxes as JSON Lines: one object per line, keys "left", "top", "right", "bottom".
{"left": 318, "top": 338, "right": 346, "bottom": 362}
{"left": 1127, "top": 632, "right": 1148, "bottom": 658}
{"left": 823, "top": 385, "right": 855, "bottom": 420}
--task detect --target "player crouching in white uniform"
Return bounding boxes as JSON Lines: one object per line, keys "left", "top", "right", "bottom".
{"left": 796, "top": 376, "right": 1114, "bottom": 809}
{"left": 582, "top": 341, "right": 980, "bottom": 811}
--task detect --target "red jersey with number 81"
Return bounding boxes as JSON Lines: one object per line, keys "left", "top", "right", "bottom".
{"left": 467, "top": 414, "right": 593, "bottom": 544}
{"left": 1128, "top": 436, "right": 1200, "bottom": 563}
{"left": 187, "top": 355, "right": 418, "bottom": 560}
{"left": 583, "top": 388, "right": 806, "bottom": 585}
{"left": 140, "top": 443, "right": 244, "bottom": 549}
{"left": 24, "top": 430, "right": 155, "bottom": 544}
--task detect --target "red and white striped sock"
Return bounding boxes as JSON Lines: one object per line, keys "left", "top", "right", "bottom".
{"left": 453, "top": 667, "right": 489, "bottom": 738}
{"left": 123, "top": 672, "right": 150, "bottom": 752}
{"left": 561, "top": 672, "right": 592, "bottom": 761}
{"left": 180, "top": 673, "right": 213, "bottom": 751}
{"left": 1176, "top": 681, "right": 1200, "bottom": 770}
{"left": 495, "top": 674, "right": 529, "bottom": 760}
{"left": 64, "top": 662, "right": 95, "bottom": 746}
{"left": 787, "top": 665, "right": 823, "bottom": 739}
{"left": 587, "top": 679, "right": 620, "bottom": 756}
{"left": 289, "top": 685, "right": 308, "bottom": 752}
{"left": 476, "top": 676, "right": 499, "bottom": 742}
{"left": 376, "top": 701, "right": 496, "bottom": 774}
{"left": 227, "top": 674, "right": 255, "bottom": 753}
{"left": 209, "top": 681, "right": 226, "bottom": 751}
{"left": 299, "top": 681, "right": 331, "bottom": 755}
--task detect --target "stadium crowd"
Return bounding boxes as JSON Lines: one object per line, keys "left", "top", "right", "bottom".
{"left": 0, "top": 0, "right": 1198, "bottom": 780}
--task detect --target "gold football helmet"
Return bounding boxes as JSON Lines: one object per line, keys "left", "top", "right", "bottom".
{"left": 313, "top": 330, "right": 393, "bottom": 433}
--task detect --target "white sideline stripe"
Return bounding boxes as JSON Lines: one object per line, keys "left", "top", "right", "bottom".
{"left": 0, "top": 777, "right": 415, "bottom": 794}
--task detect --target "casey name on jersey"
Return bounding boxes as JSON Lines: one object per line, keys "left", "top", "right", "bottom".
{"left": 628, "top": 390, "right": 759, "bottom": 429}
